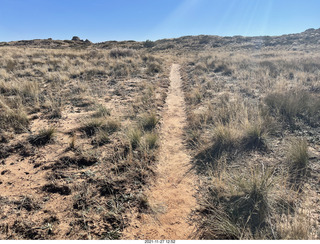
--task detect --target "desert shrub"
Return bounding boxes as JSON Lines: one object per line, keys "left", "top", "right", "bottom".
{"left": 28, "top": 127, "right": 56, "bottom": 146}
{"left": 109, "top": 48, "right": 134, "bottom": 58}
{"left": 146, "top": 62, "right": 162, "bottom": 75}
{"left": 143, "top": 40, "right": 155, "bottom": 48}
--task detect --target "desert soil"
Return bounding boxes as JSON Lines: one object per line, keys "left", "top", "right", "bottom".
{"left": 123, "top": 64, "right": 197, "bottom": 240}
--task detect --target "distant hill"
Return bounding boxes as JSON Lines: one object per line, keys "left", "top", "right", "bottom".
{"left": 1, "top": 28, "right": 319, "bottom": 51}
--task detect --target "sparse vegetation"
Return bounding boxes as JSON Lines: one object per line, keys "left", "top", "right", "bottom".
{"left": 0, "top": 43, "right": 169, "bottom": 240}
{"left": 181, "top": 42, "right": 320, "bottom": 239}
{"left": 1, "top": 28, "right": 320, "bottom": 240}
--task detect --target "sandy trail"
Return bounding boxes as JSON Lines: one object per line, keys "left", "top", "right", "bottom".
{"left": 123, "top": 64, "right": 197, "bottom": 240}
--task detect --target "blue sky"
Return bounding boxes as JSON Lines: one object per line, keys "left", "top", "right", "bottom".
{"left": 0, "top": 0, "right": 319, "bottom": 42}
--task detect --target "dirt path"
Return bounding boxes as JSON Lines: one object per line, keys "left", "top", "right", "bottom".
{"left": 123, "top": 64, "right": 197, "bottom": 240}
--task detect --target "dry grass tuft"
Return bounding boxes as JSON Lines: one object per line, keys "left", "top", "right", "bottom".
{"left": 28, "top": 127, "right": 56, "bottom": 146}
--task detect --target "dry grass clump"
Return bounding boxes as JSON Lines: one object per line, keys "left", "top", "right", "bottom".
{"left": 139, "top": 113, "right": 159, "bottom": 131}
{"left": 276, "top": 208, "right": 315, "bottom": 239}
{"left": 143, "top": 132, "right": 159, "bottom": 150}
{"left": 92, "top": 104, "right": 111, "bottom": 118}
{"left": 0, "top": 104, "right": 29, "bottom": 132}
{"left": 265, "top": 90, "right": 320, "bottom": 128}
{"left": 185, "top": 88, "right": 202, "bottom": 105}
{"left": 127, "top": 127, "right": 142, "bottom": 150}
{"left": 92, "top": 130, "right": 110, "bottom": 146}
{"left": 193, "top": 164, "right": 303, "bottom": 240}
{"left": 193, "top": 166, "right": 269, "bottom": 239}
{"left": 287, "top": 139, "right": 309, "bottom": 186}
{"left": 81, "top": 118, "right": 120, "bottom": 137}
{"left": 28, "top": 127, "right": 56, "bottom": 146}
{"left": 81, "top": 118, "right": 106, "bottom": 137}
{"left": 242, "top": 122, "right": 267, "bottom": 150}
{"left": 210, "top": 123, "right": 238, "bottom": 155}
